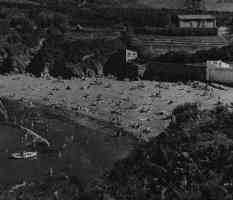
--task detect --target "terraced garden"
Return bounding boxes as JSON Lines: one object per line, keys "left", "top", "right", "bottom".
{"left": 137, "top": 34, "right": 229, "bottom": 54}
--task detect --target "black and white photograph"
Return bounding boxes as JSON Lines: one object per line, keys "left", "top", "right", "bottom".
{"left": 0, "top": 0, "right": 233, "bottom": 199}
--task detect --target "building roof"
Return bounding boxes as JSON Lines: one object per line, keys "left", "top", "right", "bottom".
{"left": 177, "top": 14, "right": 216, "bottom": 20}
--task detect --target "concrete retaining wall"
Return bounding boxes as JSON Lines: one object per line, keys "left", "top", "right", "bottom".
{"left": 143, "top": 62, "right": 206, "bottom": 82}
{"left": 143, "top": 61, "right": 233, "bottom": 85}
{"left": 207, "top": 67, "right": 233, "bottom": 84}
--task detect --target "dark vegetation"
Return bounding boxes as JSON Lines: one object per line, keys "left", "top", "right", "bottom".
{"left": 0, "top": 3, "right": 125, "bottom": 78}
{"left": 103, "top": 49, "right": 141, "bottom": 81}
{"left": 0, "top": 2, "right": 153, "bottom": 79}
{"left": 0, "top": 0, "right": 232, "bottom": 79}
{"left": 98, "top": 103, "right": 233, "bottom": 200}
{"left": 77, "top": 7, "right": 171, "bottom": 27}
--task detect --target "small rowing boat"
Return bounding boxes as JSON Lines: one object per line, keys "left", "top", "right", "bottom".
{"left": 10, "top": 151, "right": 38, "bottom": 159}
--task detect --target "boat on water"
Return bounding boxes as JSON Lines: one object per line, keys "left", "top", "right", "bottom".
{"left": 10, "top": 151, "right": 38, "bottom": 159}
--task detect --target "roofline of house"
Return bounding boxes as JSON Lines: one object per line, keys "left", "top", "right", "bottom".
{"left": 177, "top": 15, "right": 216, "bottom": 20}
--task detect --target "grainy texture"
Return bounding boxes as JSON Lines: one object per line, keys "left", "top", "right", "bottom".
{"left": 0, "top": 74, "right": 232, "bottom": 140}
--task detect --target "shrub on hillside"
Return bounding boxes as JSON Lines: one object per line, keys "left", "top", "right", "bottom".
{"left": 35, "top": 11, "right": 68, "bottom": 30}
{"left": 10, "top": 14, "right": 35, "bottom": 34}
{"left": 99, "top": 104, "right": 233, "bottom": 200}
{"left": 0, "top": 7, "right": 11, "bottom": 18}
{"left": 172, "top": 102, "right": 200, "bottom": 125}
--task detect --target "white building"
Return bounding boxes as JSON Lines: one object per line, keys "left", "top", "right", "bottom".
{"left": 126, "top": 49, "right": 138, "bottom": 63}
{"left": 177, "top": 14, "right": 216, "bottom": 29}
{"left": 206, "top": 60, "right": 230, "bottom": 69}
